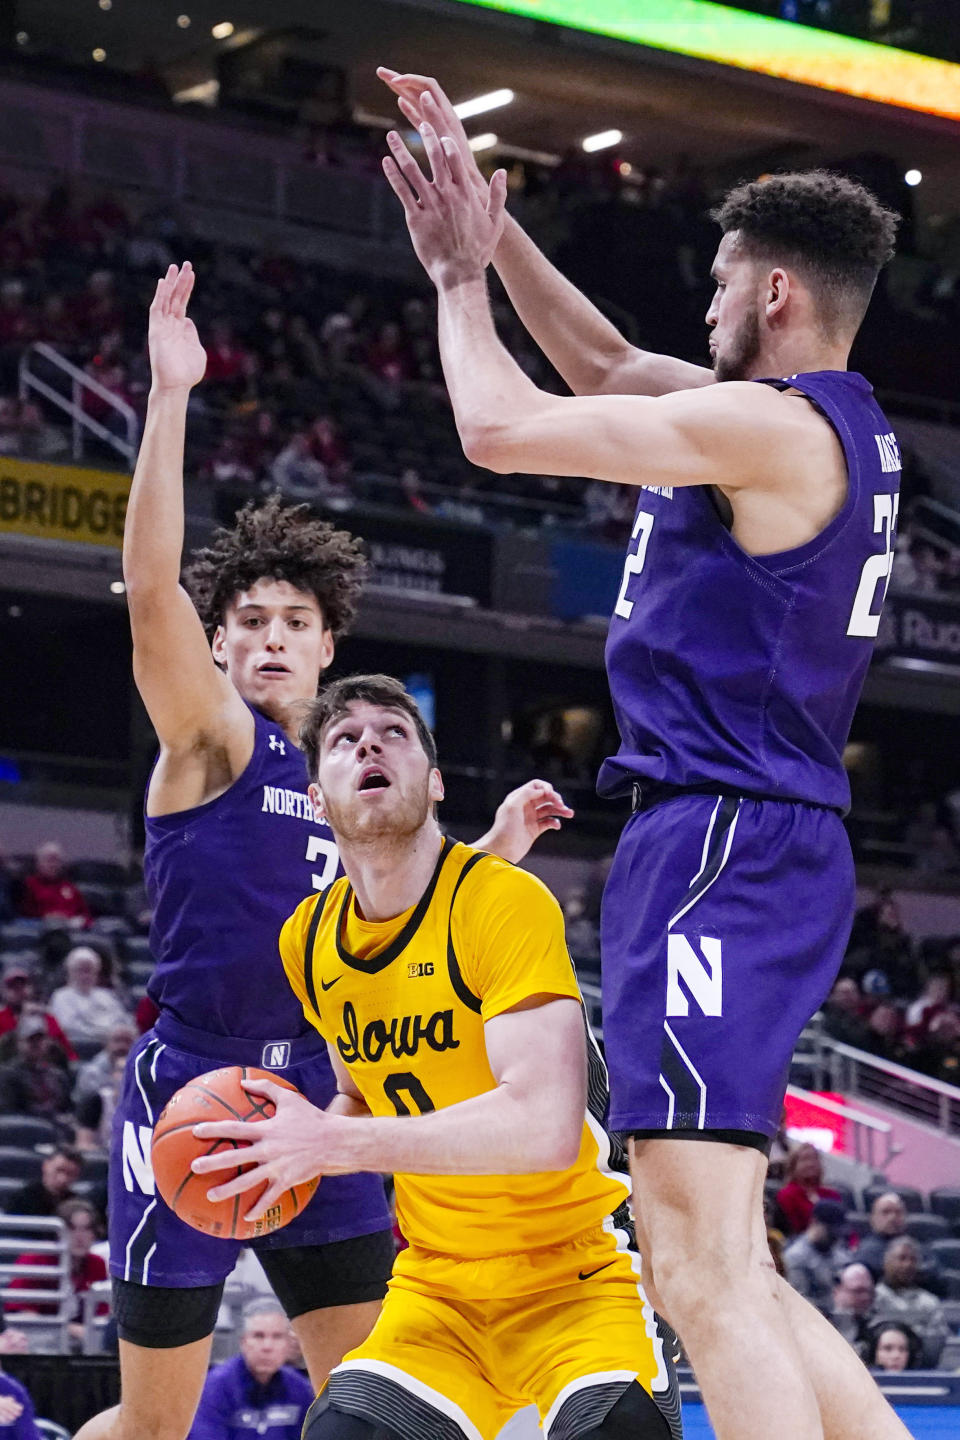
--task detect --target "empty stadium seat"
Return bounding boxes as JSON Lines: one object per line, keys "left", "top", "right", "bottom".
{"left": 942, "top": 1268, "right": 960, "bottom": 1300}
{"left": 0, "top": 1176, "right": 23, "bottom": 1211}
{"left": 0, "top": 1147, "right": 42, "bottom": 1183}
{"left": 931, "top": 1239, "right": 960, "bottom": 1271}
{"left": 905, "top": 1213, "right": 950, "bottom": 1243}
{"left": 828, "top": 1182, "right": 857, "bottom": 1212}
{"left": 0, "top": 1116, "right": 58, "bottom": 1149}
{"left": 863, "top": 1183, "right": 925, "bottom": 1214}
{"left": 930, "top": 1188, "right": 960, "bottom": 1228}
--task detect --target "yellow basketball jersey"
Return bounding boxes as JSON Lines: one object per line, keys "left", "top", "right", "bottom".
{"left": 279, "top": 837, "right": 631, "bottom": 1260}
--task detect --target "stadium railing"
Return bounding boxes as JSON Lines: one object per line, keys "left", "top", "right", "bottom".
{"left": 18, "top": 342, "right": 139, "bottom": 466}
{"left": 0, "top": 1215, "right": 72, "bottom": 1354}
{"left": 804, "top": 1025, "right": 960, "bottom": 1140}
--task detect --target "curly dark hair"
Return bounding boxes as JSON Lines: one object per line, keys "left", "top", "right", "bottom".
{"left": 711, "top": 170, "right": 899, "bottom": 332}
{"left": 183, "top": 494, "right": 367, "bottom": 643}
{"left": 299, "top": 673, "right": 437, "bottom": 782}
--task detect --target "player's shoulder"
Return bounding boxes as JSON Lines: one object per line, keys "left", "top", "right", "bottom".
{"left": 281, "top": 877, "right": 349, "bottom": 950}
{"left": 454, "top": 845, "right": 562, "bottom": 916}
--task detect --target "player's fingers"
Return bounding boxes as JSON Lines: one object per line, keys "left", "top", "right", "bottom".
{"left": 488, "top": 168, "right": 509, "bottom": 226}
{"left": 419, "top": 122, "right": 449, "bottom": 188}
{"left": 243, "top": 1181, "right": 285, "bottom": 1223}
{"left": 171, "top": 261, "right": 194, "bottom": 318}
{"left": 206, "top": 1167, "right": 263, "bottom": 1204}
{"left": 385, "top": 132, "right": 426, "bottom": 200}
{"left": 193, "top": 1119, "right": 261, "bottom": 1144}
{"left": 396, "top": 96, "right": 422, "bottom": 128}
{"left": 239, "top": 1076, "right": 280, "bottom": 1100}
{"left": 440, "top": 136, "right": 468, "bottom": 187}
{"left": 382, "top": 157, "right": 418, "bottom": 219}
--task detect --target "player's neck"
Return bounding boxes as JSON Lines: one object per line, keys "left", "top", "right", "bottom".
{"left": 750, "top": 332, "right": 850, "bottom": 381}
{"left": 339, "top": 822, "right": 445, "bottom": 923}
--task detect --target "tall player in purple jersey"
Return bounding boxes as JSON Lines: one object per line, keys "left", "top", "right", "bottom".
{"left": 76, "top": 264, "right": 572, "bottom": 1440}
{"left": 380, "top": 70, "right": 911, "bottom": 1440}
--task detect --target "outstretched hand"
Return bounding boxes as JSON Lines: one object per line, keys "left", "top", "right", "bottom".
{"left": 148, "top": 262, "right": 207, "bottom": 395}
{"left": 378, "top": 68, "right": 491, "bottom": 208}
{"left": 381, "top": 114, "right": 508, "bottom": 286}
{"left": 479, "top": 779, "right": 575, "bottom": 865}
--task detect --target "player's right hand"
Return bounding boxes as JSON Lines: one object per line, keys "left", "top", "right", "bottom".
{"left": 148, "top": 262, "right": 207, "bottom": 395}
{"left": 377, "top": 68, "right": 493, "bottom": 207}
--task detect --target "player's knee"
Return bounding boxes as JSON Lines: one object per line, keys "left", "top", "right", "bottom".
{"left": 303, "top": 1398, "right": 405, "bottom": 1440}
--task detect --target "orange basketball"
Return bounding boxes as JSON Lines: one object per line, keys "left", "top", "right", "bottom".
{"left": 151, "top": 1065, "right": 319, "bottom": 1241}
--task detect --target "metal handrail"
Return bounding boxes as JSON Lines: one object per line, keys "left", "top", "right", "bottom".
{"left": 784, "top": 1082, "right": 895, "bottom": 1169}
{"left": 19, "top": 342, "right": 138, "bottom": 465}
{"left": 805, "top": 1027, "right": 960, "bottom": 1138}
{"left": 0, "top": 1215, "right": 72, "bottom": 1353}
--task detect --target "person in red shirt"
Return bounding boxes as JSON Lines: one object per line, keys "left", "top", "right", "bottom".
{"left": 0, "top": 958, "right": 76, "bottom": 1061}
{"left": 19, "top": 843, "right": 90, "bottom": 928}
{"left": 776, "top": 1142, "right": 843, "bottom": 1236}
{"left": 8, "top": 1198, "right": 108, "bottom": 1349}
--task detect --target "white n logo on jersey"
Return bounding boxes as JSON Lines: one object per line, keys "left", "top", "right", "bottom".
{"left": 666, "top": 935, "right": 723, "bottom": 1018}
{"left": 121, "top": 1121, "right": 155, "bottom": 1195}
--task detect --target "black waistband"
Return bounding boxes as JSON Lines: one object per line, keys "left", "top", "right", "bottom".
{"left": 630, "top": 780, "right": 841, "bottom": 816}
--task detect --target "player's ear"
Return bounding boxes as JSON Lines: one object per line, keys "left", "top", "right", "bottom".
{"left": 428, "top": 768, "right": 444, "bottom": 804}
{"left": 308, "top": 782, "right": 327, "bottom": 822}
{"left": 211, "top": 624, "right": 227, "bottom": 670}
{"left": 317, "top": 626, "right": 335, "bottom": 674}
{"left": 766, "top": 266, "right": 790, "bottom": 320}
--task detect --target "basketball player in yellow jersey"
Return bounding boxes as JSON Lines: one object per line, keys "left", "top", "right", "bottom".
{"left": 191, "top": 673, "right": 682, "bottom": 1440}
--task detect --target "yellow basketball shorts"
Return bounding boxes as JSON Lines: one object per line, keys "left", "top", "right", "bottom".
{"left": 313, "top": 1226, "right": 682, "bottom": 1440}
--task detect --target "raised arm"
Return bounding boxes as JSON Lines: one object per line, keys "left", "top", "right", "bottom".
{"left": 378, "top": 69, "right": 715, "bottom": 398}
{"left": 124, "top": 264, "right": 252, "bottom": 809}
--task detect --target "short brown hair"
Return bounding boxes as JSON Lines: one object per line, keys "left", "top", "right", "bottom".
{"left": 711, "top": 169, "right": 899, "bottom": 333}
{"left": 183, "top": 494, "right": 366, "bottom": 643}
{"left": 299, "top": 674, "right": 437, "bottom": 781}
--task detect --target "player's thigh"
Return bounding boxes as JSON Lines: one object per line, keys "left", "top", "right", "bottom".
{"left": 290, "top": 1302, "right": 383, "bottom": 1392}
{"left": 320, "top": 1282, "right": 507, "bottom": 1440}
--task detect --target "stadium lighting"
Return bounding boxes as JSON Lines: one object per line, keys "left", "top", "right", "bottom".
{"left": 110, "top": 581, "right": 126, "bottom": 595}
{"left": 904, "top": 168, "right": 922, "bottom": 186}
{"left": 211, "top": 21, "right": 235, "bottom": 39}
{"left": 177, "top": 14, "right": 192, "bottom": 27}
{"left": 453, "top": 89, "right": 514, "bottom": 121}
{"left": 468, "top": 132, "right": 499, "bottom": 152}
{"left": 15, "top": 31, "right": 28, "bottom": 44}
{"left": 92, "top": 48, "right": 107, "bottom": 62}
{"left": 99, "top": 0, "right": 112, "bottom": 10}
{"left": 582, "top": 129, "right": 622, "bottom": 152}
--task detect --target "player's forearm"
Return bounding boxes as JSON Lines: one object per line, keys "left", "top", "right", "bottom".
{"left": 329, "top": 1082, "right": 581, "bottom": 1176}
{"left": 326, "top": 1090, "right": 371, "bottom": 1119}
{"left": 435, "top": 271, "right": 544, "bottom": 466}
{"left": 122, "top": 388, "right": 190, "bottom": 595}
{"left": 493, "top": 215, "right": 634, "bottom": 395}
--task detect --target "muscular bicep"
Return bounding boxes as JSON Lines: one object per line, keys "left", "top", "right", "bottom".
{"left": 129, "top": 582, "right": 251, "bottom": 759}
{"left": 474, "top": 381, "right": 795, "bottom": 492}
{"left": 484, "top": 996, "right": 586, "bottom": 1122}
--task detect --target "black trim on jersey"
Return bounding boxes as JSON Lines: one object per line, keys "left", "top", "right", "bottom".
{"left": 304, "top": 883, "right": 336, "bottom": 1018}
{"left": 334, "top": 838, "right": 453, "bottom": 975}
{"left": 668, "top": 795, "right": 739, "bottom": 926}
{"left": 445, "top": 851, "right": 490, "bottom": 1015}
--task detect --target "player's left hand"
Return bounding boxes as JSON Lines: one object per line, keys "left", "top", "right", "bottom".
{"left": 479, "top": 779, "right": 574, "bottom": 865}
{"left": 191, "top": 1077, "right": 351, "bottom": 1223}
{"left": 382, "top": 121, "right": 508, "bottom": 287}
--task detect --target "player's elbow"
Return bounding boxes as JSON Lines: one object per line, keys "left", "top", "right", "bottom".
{"left": 460, "top": 422, "right": 516, "bottom": 474}
{"left": 532, "top": 1111, "right": 582, "bottom": 1171}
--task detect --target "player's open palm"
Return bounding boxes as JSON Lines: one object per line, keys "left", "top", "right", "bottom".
{"left": 378, "top": 68, "right": 491, "bottom": 208}
{"left": 148, "top": 261, "right": 207, "bottom": 394}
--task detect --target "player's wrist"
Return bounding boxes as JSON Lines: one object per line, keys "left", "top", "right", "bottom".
{"left": 432, "top": 261, "right": 486, "bottom": 293}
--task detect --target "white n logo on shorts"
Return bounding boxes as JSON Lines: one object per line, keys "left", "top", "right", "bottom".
{"left": 666, "top": 935, "right": 723, "bottom": 1018}
{"left": 122, "top": 1121, "right": 155, "bottom": 1195}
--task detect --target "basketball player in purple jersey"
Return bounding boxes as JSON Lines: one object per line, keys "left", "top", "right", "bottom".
{"left": 76, "top": 264, "right": 572, "bottom": 1440}
{"left": 379, "top": 73, "right": 911, "bottom": 1440}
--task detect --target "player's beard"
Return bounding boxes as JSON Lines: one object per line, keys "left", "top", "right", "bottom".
{"left": 323, "top": 779, "right": 433, "bottom": 848}
{"left": 713, "top": 304, "right": 762, "bottom": 383}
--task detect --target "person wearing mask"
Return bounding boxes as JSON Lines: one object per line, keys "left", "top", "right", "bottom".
{"left": 187, "top": 1302, "right": 313, "bottom": 1440}
{"left": 783, "top": 1200, "right": 852, "bottom": 1313}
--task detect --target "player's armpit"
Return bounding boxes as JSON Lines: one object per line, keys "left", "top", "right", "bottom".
{"left": 468, "top": 379, "right": 804, "bottom": 493}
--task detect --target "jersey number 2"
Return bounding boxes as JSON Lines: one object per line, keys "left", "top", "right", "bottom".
{"left": 614, "top": 511, "right": 655, "bottom": 620}
{"left": 847, "top": 493, "right": 899, "bottom": 638}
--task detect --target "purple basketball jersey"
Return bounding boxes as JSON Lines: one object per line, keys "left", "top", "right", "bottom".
{"left": 145, "top": 705, "right": 340, "bottom": 1040}
{"left": 599, "top": 372, "right": 901, "bottom": 812}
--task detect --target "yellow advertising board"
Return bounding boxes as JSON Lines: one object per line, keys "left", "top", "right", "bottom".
{"left": 0, "top": 456, "right": 130, "bottom": 548}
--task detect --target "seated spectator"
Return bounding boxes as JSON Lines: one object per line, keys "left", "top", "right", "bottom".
{"left": 906, "top": 969, "right": 953, "bottom": 1033}
{"left": 19, "top": 843, "right": 90, "bottom": 929}
{"left": 307, "top": 415, "right": 351, "bottom": 485}
{"left": 783, "top": 1200, "right": 852, "bottom": 1313}
{"left": 187, "top": 1300, "right": 313, "bottom": 1440}
{"left": 398, "top": 465, "right": 433, "bottom": 515}
{"left": 775, "top": 1143, "right": 842, "bottom": 1236}
{"left": 861, "top": 1001, "right": 906, "bottom": 1064}
{"left": 6, "top": 1146, "right": 82, "bottom": 1218}
{"left": 48, "top": 945, "right": 131, "bottom": 1056}
{"left": 911, "top": 1007, "right": 960, "bottom": 1085}
{"left": 7, "top": 1198, "right": 108, "bottom": 1349}
{"left": 874, "top": 1237, "right": 949, "bottom": 1366}
{"left": 0, "top": 1016, "right": 72, "bottom": 1127}
{"left": 0, "top": 1364, "right": 40, "bottom": 1440}
{"left": 855, "top": 1192, "right": 942, "bottom": 1293}
{"left": 0, "top": 958, "right": 75, "bottom": 1061}
{"left": 16, "top": 400, "right": 69, "bottom": 462}
{"left": 845, "top": 892, "right": 915, "bottom": 996}
{"left": 73, "top": 1020, "right": 136, "bottom": 1105}
{"left": 830, "top": 1263, "right": 878, "bottom": 1361}
{"left": 820, "top": 977, "right": 870, "bottom": 1047}
{"left": 75, "top": 1053, "right": 126, "bottom": 1152}
{"left": 269, "top": 432, "right": 331, "bottom": 503}
{"left": 868, "top": 1321, "right": 922, "bottom": 1373}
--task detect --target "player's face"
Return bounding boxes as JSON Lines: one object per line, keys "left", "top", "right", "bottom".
{"left": 240, "top": 1312, "right": 290, "bottom": 1383}
{"left": 706, "top": 232, "right": 764, "bottom": 383}
{"left": 213, "top": 579, "right": 334, "bottom": 718}
{"left": 311, "top": 701, "right": 444, "bottom": 846}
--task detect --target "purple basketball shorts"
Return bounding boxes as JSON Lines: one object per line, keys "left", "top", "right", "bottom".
{"left": 600, "top": 793, "right": 855, "bottom": 1138}
{"left": 109, "top": 1015, "right": 390, "bottom": 1288}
